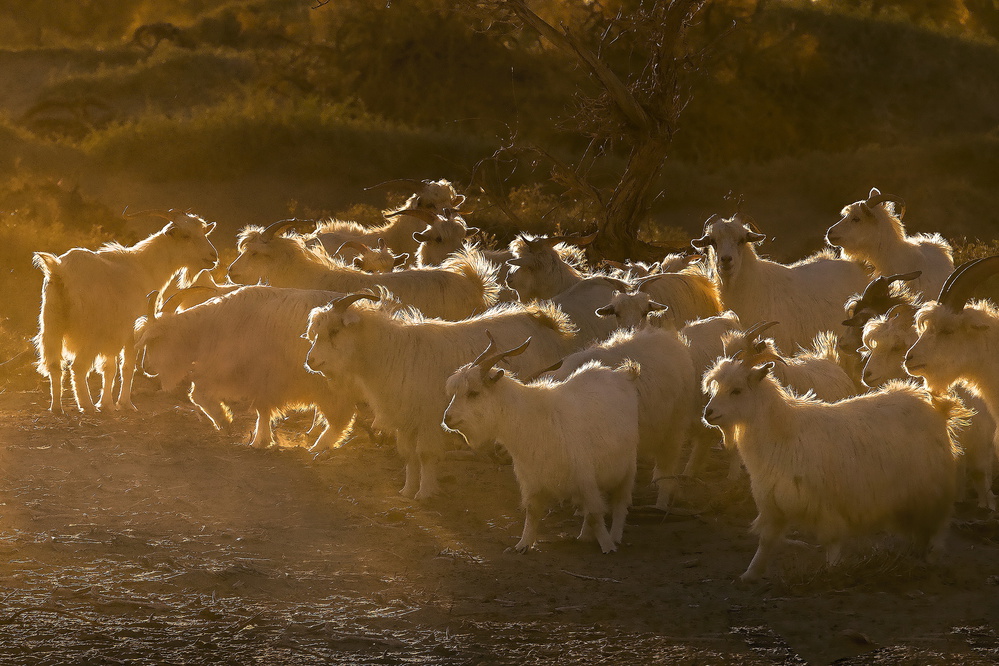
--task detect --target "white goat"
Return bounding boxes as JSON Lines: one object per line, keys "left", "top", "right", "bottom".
{"left": 605, "top": 253, "right": 704, "bottom": 279}
{"left": 721, "top": 322, "right": 858, "bottom": 402}
{"left": 305, "top": 294, "right": 578, "bottom": 500}
{"left": 906, "top": 257, "right": 999, "bottom": 423}
{"left": 862, "top": 304, "right": 996, "bottom": 510}
{"left": 506, "top": 232, "right": 598, "bottom": 301}
{"left": 594, "top": 269, "right": 722, "bottom": 329}
{"left": 227, "top": 221, "right": 498, "bottom": 321}
{"left": 398, "top": 208, "right": 479, "bottom": 267}
{"left": 543, "top": 313, "right": 698, "bottom": 510}
{"left": 826, "top": 188, "right": 954, "bottom": 298}
{"left": 158, "top": 269, "right": 241, "bottom": 313}
{"left": 551, "top": 277, "right": 623, "bottom": 347}
{"left": 34, "top": 210, "right": 218, "bottom": 414}
{"left": 311, "top": 178, "right": 466, "bottom": 260}
{"left": 838, "top": 271, "right": 923, "bottom": 389}
{"left": 134, "top": 284, "right": 359, "bottom": 451}
{"left": 334, "top": 239, "right": 408, "bottom": 273}
{"left": 703, "top": 357, "right": 964, "bottom": 581}
{"left": 678, "top": 311, "right": 744, "bottom": 478}
{"left": 692, "top": 214, "right": 870, "bottom": 352}
{"left": 443, "top": 335, "right": 640, "bottom": 553}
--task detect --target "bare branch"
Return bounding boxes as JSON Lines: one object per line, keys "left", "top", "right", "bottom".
{"left": 504, "top": 0, "right": 651, "bottom": 132}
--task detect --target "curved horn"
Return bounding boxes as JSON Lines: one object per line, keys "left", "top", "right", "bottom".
{"left": 736, "top": 214, "right": 766, "bottom": 242}
{"left": 260, "top": 219, "right": 298, "bottom": 242}
{"left": 676, "top": 253, "right": 704, "bottom": 268}
{"left": 473, "top": 331, "right": 532, "bottom": 371}
{"left": 743, "top": 320, "right": 780, "bottom": 342}
{"left": 538, "top": 359, "right": 563, "bottom": 376}
{"left": 857, "top": 276, "right": 893, "bottom": 305}
{"left": 597, "top": 275, "right": 632, "bottom": 292}
{"left": 388, "top": 207, "right": 438, "bottom": 223}
{"left": 692, "top": 215, "right": 719, "bottom": 249}
{"left": 858, "top": 269, "right": 923, "bottom": 305}
{"left": 471, "top": 330, "right": 500, "bottom": 368}
{"left": 123, "top": 207, "right": 173, "bottom": 221}
{"left": 364, "top": 178, "right": 426, "bottom": 194}
{"left": 633, "top": 273, "right": 670, "bottom": 292}
{"left": 333, "top": 240, "right": 371, "bottom": 256}
{"left": 752, "top": 349, "right": 789, "bottom": 366}
{"left": 331, "top": 292, "right": 381, "bottom": 312}
{"left": 146, "top": 290, "right": 160, "bottom": 319}
{"left": 546, "top": 230, "right": 598, "bottom": 247}
{"left": 866, "top": 191, "right": 906, "bottom": 219}
{"left": 884, "top": 270, "right": 922, "bottom": 284}
{"left": 938, "top": 256, "right": 999, "bottom": 313}
{"left": 162, "top": 286, "right": 218, "bottom": 313}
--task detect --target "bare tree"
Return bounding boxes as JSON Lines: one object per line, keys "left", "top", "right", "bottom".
{"left": 462, "top": 0, "right": 711, "bottom": 261}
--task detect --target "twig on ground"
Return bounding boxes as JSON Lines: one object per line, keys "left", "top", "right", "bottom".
{"left": 561, "top": 569, "right": 621, "bottom": 583}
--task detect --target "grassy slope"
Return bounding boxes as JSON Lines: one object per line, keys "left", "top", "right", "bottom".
{"left": 0, "top": 2, "right": 998, "bottom": 362}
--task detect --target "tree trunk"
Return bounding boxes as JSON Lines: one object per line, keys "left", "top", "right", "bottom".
{"left": 593, "top": 136, "right": 673, "bottom": 262}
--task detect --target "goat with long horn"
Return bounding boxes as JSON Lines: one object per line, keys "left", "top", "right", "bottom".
{"left": 443, "top": 329, "right": 642, "bottom": 553}
{"left": 905, "top": 256, "right": 999, "bottom": 423}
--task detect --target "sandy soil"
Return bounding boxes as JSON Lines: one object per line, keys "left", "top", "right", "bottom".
{"left": 0, "top": 373, "right": 998, "bottom": 665}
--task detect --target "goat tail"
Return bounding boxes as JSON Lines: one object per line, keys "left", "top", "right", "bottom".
{"left": 443, "top": 246, "right": 501, "bottom": 310}
{"left": 810, "top": 330, "right": 841, "bottom": 364}
{"left": 931, "top": 390, "right": 974, "bottom": 459}
{"left": 616, "top": 358, "right": 641, "bottom": 382}
{"left": 34, "top": 259, "right": 69, "bottom": 377}
{"left": 32, "top": 251, "right": 60, "bottom": 276}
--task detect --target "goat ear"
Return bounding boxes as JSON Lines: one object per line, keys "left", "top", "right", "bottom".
{"left": 860, "top": 202, "right": 873, "bottom": 217}
{"left": 413, "top": 230, "right": 430, "bottom": 243}
{"left": 464, "top": 227, "right": 480, "bottom": 237}
{"left": 595, "top": 305, "right": 616, "bottom": 318}
{"left": 486, "top": 368, "right": 504, "bottom": 384}
{"left": 342, "top": 310, "right": 361, "bottom": 327}
{"left": 749, "top": 362, "right": 774, "bottom": 383}
{"left": 691, "top": 236, "right": 712, "bottom": 249}
{"left": 869, "top": 187, "right": 881, "bottom": 199}
{"left": 394, "top": 253, "right": 409, "bottom": 267}
{"left": 352, "top": 257, "right": 364, "bottom": 269}
{"left": 746, "top": 232, "right": 766, "bottom": 243}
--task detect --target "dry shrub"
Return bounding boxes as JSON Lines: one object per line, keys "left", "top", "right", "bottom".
{"left": 0, "top": 174, "right": 115, "bottom": 371}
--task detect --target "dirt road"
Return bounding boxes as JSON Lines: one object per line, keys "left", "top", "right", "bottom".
{"left": 0, "top": 381, "right": 998, "bottom": 664}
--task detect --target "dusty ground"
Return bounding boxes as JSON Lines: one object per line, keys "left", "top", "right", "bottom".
{"left": 0, "top": 375, "right": 998, "bottom": 665}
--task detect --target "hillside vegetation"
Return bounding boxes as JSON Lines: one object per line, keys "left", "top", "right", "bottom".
{"left": 0, "top": 0, "right": 998, "bottom": 369}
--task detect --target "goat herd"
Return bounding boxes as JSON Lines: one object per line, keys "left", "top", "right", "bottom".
{"left": 31, "top": 180, "right": 999, "bottom": 581}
